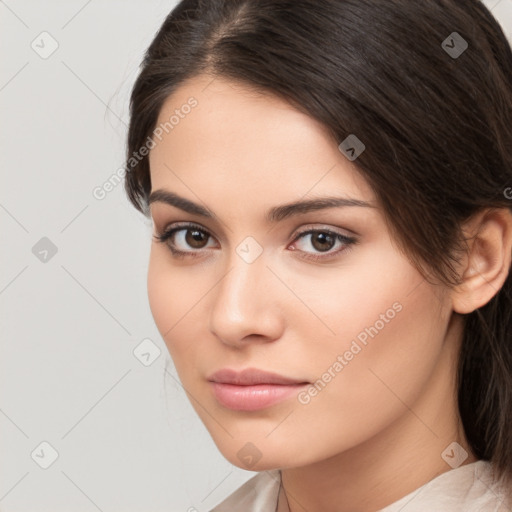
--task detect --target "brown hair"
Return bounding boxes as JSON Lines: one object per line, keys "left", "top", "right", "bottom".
{"left": 124, "top": 0, "right": 512, "bottom": 499}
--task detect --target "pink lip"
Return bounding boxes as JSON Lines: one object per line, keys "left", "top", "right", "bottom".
{"left": 207, "top": 367, "right": 308, "bottom": 385}
{"left": 207, "top": 368, "right": 309, "bottom": 411}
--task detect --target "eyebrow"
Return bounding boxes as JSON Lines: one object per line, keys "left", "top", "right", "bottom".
{"left": 148, "top": 189, "right": 376, "bottom": 223}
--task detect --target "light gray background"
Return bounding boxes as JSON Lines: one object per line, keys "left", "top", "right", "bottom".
{"left": 1, "top": 1, "right": 511, "bottom": 511}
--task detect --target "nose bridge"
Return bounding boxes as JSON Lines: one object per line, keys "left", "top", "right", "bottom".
{"left": 209, "top": 242, "right": 282, "bottom": 343}
{"left": 215, "top": 246, "right": 268, "bottom": 319}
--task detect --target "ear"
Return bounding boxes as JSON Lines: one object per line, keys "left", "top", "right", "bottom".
{"left": 451, "top": 207, "right": 512, "bottom": 314}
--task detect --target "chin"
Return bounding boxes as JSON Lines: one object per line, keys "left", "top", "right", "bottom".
{"left": 215, "top": 442, "right": 300, "bottom": 472}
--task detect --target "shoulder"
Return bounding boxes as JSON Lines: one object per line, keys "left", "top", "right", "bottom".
{"left": 379, "top": 460, "right": 512, "bottom": 512}
{"left": 209, "top": 469, "right": 281, "bottom": 512}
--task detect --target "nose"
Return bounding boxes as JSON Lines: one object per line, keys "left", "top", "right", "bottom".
{"left": 208, "top": 250, "right": 285, "bottom": 348}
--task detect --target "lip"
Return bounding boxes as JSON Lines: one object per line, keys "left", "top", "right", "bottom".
{"left": 207, "top": 368, "right": 309, "bottom": 411}
{"left": 207, "top": 367, "right": 308, "bottom": 386}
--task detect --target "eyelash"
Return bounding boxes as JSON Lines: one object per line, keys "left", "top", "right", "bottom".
{"left": 152, "top": 222, "right": 358, "bottom": 262}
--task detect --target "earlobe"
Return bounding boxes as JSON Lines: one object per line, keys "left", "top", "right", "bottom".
{"left": 452, "top": 208, "right": 512, "bottom": 315}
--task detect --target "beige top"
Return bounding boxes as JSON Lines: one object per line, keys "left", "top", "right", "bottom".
{"left": 209, "top": 460, "right": 511, "bottom": 511}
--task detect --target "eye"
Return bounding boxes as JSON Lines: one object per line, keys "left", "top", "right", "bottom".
{"left": 153, "top": 222, "right": 358, "bottom": 262}
{"left": 289, "top": 227, "right": 358, "bottom": 261}
{"left": 153, "top": 222, "right": 216, "bottom": 258}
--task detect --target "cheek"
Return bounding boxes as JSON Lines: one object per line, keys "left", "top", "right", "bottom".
{"left": 147, "top": 249, "right": 192, "bottom": 355}
{"left": 298, "top": 251, "right": 445, "bottom": 415}
{"left": 306, "top": 278, "right": 444, "bottom": 437}
{"left": 146, "top": 248, "right": 212, "bottom": 375}
{"left": 318, "top": 243, "right": 432, "bottom": 356}
{"left": 283, "top": 245, "right": 416, "bottom": 359}
{"left": 147, "top": 249, "right": 173, "bottom": 333}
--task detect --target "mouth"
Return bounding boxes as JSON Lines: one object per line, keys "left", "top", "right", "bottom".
{"left": 207, "top": 367, "right": 310, "bottom": 411}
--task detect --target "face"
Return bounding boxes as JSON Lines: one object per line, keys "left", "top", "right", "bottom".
{"left": 147, "top": 73, "right": 453, "bottom": 471}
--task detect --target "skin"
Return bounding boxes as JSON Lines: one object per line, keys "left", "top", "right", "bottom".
{"left": 146, "top": 73, "right": 512, "bottom": 512}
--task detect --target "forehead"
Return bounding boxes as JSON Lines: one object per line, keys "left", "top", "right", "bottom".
{"left": 148, "top": 74, "right": 375, "bottom": 211}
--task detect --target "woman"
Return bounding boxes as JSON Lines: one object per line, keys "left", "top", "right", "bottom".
{"left": 124, "top": 0, "right": 512, "bottom": 510}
